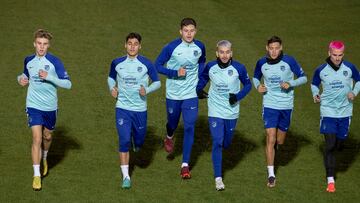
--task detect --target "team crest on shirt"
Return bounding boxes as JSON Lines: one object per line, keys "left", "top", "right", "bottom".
{"left": 193, "top": 50, "right": 199, "bottom": 56}
{"left": 44, "top": 65, "right": 50, "bottom": 71}
{"left": 118, "top": 118, "right": 124, "bottom": 126}
{"left": 137, "top": 66, "right": 143, "bottom": 72}
{"left": 280, "top": 66, "right": 285, "bottom": 71}
{"left": 228, "top": 70, "right": 233, "bottom": 76}
{"left": 211, "top": 121, "right": 217, "bottom": 128}
{"left": 343, "top": 71, "right": 348, "bottom": 77}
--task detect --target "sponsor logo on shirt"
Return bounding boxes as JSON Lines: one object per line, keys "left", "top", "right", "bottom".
{"left": 329, "top": 80, "right": 344, "bottom": 89}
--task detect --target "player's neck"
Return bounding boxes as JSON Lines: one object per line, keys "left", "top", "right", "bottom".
{"left": 127, "top": 54, "right": 138, "bottom": 59}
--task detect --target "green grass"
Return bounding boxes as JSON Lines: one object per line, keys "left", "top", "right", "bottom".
{"left": 1, "top": 0, "right": 360, "bottom": 202}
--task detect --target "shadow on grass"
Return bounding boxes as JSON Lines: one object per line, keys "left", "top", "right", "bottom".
{"left": 129, "top": 126, "right": 162, "bottom": 174}
{"left": 261, "top": 130, "right": 311, "bottom": 172}
{"left": 222, "top": 131, "right": 258, "bottom": 177}
{"left": 47, "top": 126, "right": 82, "bottom": 170}
{"left": 318, "top": 133, "right": 360, "bottom": 176}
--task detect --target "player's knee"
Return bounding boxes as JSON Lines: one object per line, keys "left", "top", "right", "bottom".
{"left": 42, "top": 131, "right": 52, "bottom": 141}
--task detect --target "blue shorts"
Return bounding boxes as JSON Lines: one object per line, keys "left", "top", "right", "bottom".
{"left": 320, "top": 117, "right": 351, "bottom": 140}
{"left": 26, "top": 107, "right": 57, "bottom": 130}
{"left": 116, "top": 108, "right": 147, "bottom": 152}
{"left": 208, "top": 117, "right": 237, "bottom": 149}
{"left": 262, "top": 107, "right": 292, "bottom": 132}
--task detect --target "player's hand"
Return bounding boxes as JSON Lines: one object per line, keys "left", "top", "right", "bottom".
{"left": 229, "top": 93, "right": 237, "bottom": 105}
{"left": 313, "top": 94, "right": 321, "bottom": 103}
{"left": 39, "top": 69, "right": 48, "bottom": 79}
{"left": 19, "top": 76, "right": 29, "bottom": 86}
{"left": 139, "top": 85, "right": 146, "bottom": 96}
{"left": 197, "top": 89, "right": 208, "bottom": 99}
{"left": 257, "top": 84, "right": 267, "bottom": 93}
{"left": 280, "top": 82, "right": 291, "bottom": 90}
{"left": 348, "top": 92, "right": 355, "bottom": 101}
{"left": 178, "top": 67, "right": 186, "bottom": 77}
{"left": 111, "top": 87, "right": 118, "bottom": 98}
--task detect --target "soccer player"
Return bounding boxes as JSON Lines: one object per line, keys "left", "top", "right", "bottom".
{"left": 155, "top": 17, "right": 206, "bottom": 179}
{"left": 197, "top": 40, "right": 251, "bottom": 191}
{"left": 107, "top": 32, "right": 161, "bottom": 189}
{"left": 17, "top": 29, "right": 72, "bottom": 191}
{"left": 253, "top": 36, "right": 307, "bottom": 188}
{"left": 311, "top": 41, "right": 360, "bottom": 193}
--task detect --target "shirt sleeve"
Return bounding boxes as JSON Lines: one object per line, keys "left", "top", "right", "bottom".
{"left": 311, "top": 67, "right": 322, "bottom": 97}
{"left": 288, "top": 57, "right": 307, "bottom": 87}
{"left": 145, "top": 60, "right": 161, "bottom": 94}
{"left": 46, "top": 58, "right": 71, "bottom": 89}
{"left": 235, "top": 64, "right": 252, "bottom": 101}
{"left": 253, "top": 60, "right": 263, "bottom": 89}
{"left": 196, "top": 62, "right": 210, "bottom": 91}
{"left": 155, "top": 45, "right": 178, "bottom": 78}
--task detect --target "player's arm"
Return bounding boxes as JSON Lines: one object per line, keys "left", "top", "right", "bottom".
{"left": 348, "top": 64, "right": 360, "bottom": 100}
{"left": 143, "top": 62, "right": 161, "bottom": 95}
{"left": 229, "top": 65, "right": 252, "bottom": 105}
{"left": 17, "top": 57, "right": 30, "bottom": 86}
{"left": 253, "top": 60, "right": 266, "bottom": 93}
{"left": 311, "top": 68, "right": 321, "bottom": 103}
{"left": 108, "top": 60, "right": 118, "bottom": 98}
{"left": 284, "top": 58, "right": 307, "bottom": 89}
{"left": 43, "top": 59, "right": 71, "bottom": 89}
{"left": 196, "top": 63, "right": 210, "bottom": 99}
{"left": 155, "top": 45, "right": 178, "bottom": 78}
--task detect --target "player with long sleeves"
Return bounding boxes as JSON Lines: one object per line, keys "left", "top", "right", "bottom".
{"left": 108, "top": 32, "right": 160, "bottom": 189}
{"left": 17, "top": 29, "right": 72, "bottom": 191}
{"left": 253, "top": 36, "right": 307, "bottom": 188}
{"left": 155, "top": 18, "right": 206, "bottom": 179}
{"left": 311, "top": 41, "right": 360, "bottom": 193}
{"left": 197, "top": 40, "right": 251, "bottom": 191}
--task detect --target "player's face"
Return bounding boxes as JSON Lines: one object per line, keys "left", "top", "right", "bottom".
{"left": 125, "top": 38, "right": 141, "bottom": 58}
{"left": 328, "top": 48, "right": 344, "bottom": 66}
{"left": 216, "top": 46, "right": 232, "bottom": 63}
{"left": 33, "top": 37, "right": 50, "bottom": 57}
{"left": 266, "top": 42, "right": 282, "bottom": 59}
{"left": 180, "top": 25, "right": 196, "bottom": 43}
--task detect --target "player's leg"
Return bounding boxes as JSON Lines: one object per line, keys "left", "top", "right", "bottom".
{"left": 320, "top": 117, "right": 338, "bottom": 192}
{"left": 164, "top": 99, "right": 182, "bottom": 153}
{"left": 116, "top": 108, "right": 132, "bottom": 189}
{"left": 180, "top": 97, "right": 198, "bottom": 179}
{"left": 223, "top": 118, "right": 237, "bottom": 150}
{"left": 209, "top": 117, "right": 225, "bottom": 191}
{"left": 276, "top": 109, "right": 292, "bottom": 148}
{"left": 41, "top": 110, "right": 56, "bottom": 177}
{"left": 27, "top": 108, "right": 44, "bottom": 190}
{"left": 132, "top": 111, "right": 147, "bottom": 152}
{"left": 263, "top": 107, "right": 279, "bottom": 187}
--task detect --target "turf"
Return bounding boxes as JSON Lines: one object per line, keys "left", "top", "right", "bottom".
{"left": 1, "top": 0, "right": 360, "bottom": 202}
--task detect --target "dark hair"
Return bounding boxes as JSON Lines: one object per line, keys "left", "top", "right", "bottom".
{"left": 126, "top": 32, "right": 142, "bottom": 43}
{"left": 180, "top": 18, "right": 197, "bottom": 28}
{"left": 267, "top": 36, "right": 282, "bottom": 45}
{"left": 34, "top": 29, "right": 53, "bottom": 40}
